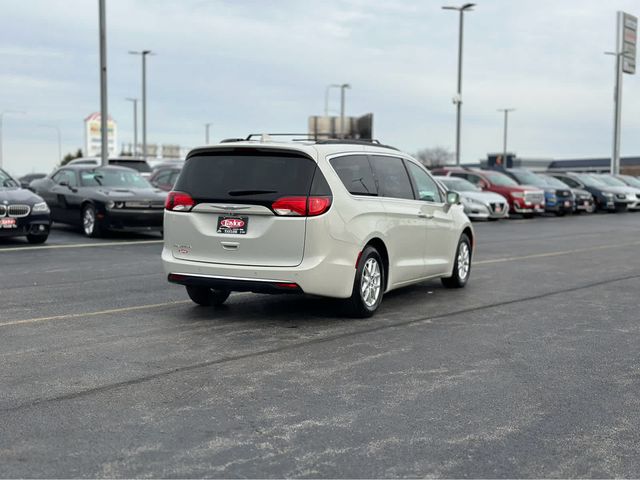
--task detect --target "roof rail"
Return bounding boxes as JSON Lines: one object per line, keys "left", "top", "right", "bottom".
{"left": 315, "top": 139, "right": 399, "bottom": 151}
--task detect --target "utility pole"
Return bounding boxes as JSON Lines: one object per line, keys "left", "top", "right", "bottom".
{"left": 126, "top": 98, "right": 138, "bottom": 156}
{"left": 324, "top": 84, "right": 341, "bottom": 116}
{"left": 497, "top": 108, "right": 515, "bottom": 168}
{"left": 205, "top": 123, "right": 211, "bottom": 144}
{"left": 339, "top": 83, "right": 351, "bottom": 139}
{"left": 129, "top": 50, "right": 154, "bottom": 161}
{"left": 442, "top": 3, "right": 476, "bottom": 165}
{"left": 99, "top": 0, "right": 108, "bottom": 166}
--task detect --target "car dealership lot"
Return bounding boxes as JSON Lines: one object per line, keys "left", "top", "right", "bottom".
{"left": 1, "top": 215, "right": 640, "bottom": 478}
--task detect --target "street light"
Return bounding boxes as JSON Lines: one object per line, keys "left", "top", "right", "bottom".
{"left": 340, "top": 83, "right": 351, "bottom": 139}
{"left": 129, "top": 50, "right": 154, "bottom": 161}
{"left": 125, "top": 97, "right": 138, "bottom": 156}
{"left": 38, "top": 125, "right": 62, "bottom": 163}
{"left": 497, "top": 108, "right": 515, "bottom": 168}
{"left": 442, "top": 2, "right": 476, "bottom": 165}
{"left": 324, "top": 84, "right": 341, "bottom": 116}
{"left": 0, "top": 110, "right": 26, "bottom": 169}
{"left": 99, "top": 0, "right": 108, "bottom": 166}
{"left": 204, "top": 123, "right": 212, "bottom": 144}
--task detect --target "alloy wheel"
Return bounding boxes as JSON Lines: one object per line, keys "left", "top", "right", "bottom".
{"left": 457, "top": 242, "right": 470, "bottom": 280}
{"left": 360, "top": 257, "right": 381, "bottom": 307}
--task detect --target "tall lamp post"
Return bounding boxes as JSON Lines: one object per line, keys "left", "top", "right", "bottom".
{"left": 442, "top": 3, "right": 476, "bottom": 165}
{"left": 205, "top": 123, "right": 212, "bottom": 144}
{"left": 497, "top": 108, "right": 515, "bottom": 168}
{"left": 0, "top": 110, "right": 25, "bottom": 169}
{"left": 340, "top": 83, "right": 351, "bottom": 139}
{"left": 98, "top": 0, "right": 108, "bottom": 166}
{"left": 605, "top": 51, "right": 624, "bottom": 175}
{"left": 126, "top": 97, "right": 138, "bottom": 156}
{"left": 39, "top": 125, "right": 62, "bottom": 163}
{"left": 128, "top": 50, "right": 154, "bottom": 161}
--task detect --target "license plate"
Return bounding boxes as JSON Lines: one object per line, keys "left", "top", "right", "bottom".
{"left": 583, "top": 201, "right": 589, "bottom": 206}
{"left": 0, "top": 217, "right": 16, "bottom": 228}
{"left": 217, "top": 216, "right": 248, "bottom": 235}
{"left": 564, "top": 201, "right": 571, "bottom": 207}
{"left": 495, "top": 205, "right": 502, "bottom": 212}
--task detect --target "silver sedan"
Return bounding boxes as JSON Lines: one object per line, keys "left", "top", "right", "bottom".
{"left": 435, "top": 175, "right": 509, "bottom": 220}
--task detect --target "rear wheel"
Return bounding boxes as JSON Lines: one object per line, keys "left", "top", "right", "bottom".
{"left": 441, "top": 234, "right": 472, "bottom": 289}
{"left": 186, "top": 286, "right": 230, "bottom": 306}
{"left": 26, "top": 234, "right": 48, "bottom": 244}
{"left": 346, "top": 246, "right": 384, "bottom": 318}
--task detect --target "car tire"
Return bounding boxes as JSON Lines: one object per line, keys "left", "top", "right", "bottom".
{"left": 346, "top": 246, "right": 384, "bottom": 318}
{"left": 82, "top": 204, "right": 103, "bottom": 238}
{"left": 186, "top": 286, "right": 230, "bottom": 307}
{"left": 522, "top": 213, "right": 534, "bottom": 219}
{"left": 441, "top": 234, "right": 472, "bottom": 289}
{"left": 26, "top": 234, "right": 48, "bottom": 244}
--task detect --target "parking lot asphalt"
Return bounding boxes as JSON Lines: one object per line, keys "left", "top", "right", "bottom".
{"left": 1, "top": 213, "right": 640, "bottom": 478}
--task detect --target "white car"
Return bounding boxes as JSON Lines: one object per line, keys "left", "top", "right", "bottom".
{"left": 435, "top": 175, "right": 508, "bottom": 220}
{"left": 162, "top": 138, "right": 474, "bottom": 317}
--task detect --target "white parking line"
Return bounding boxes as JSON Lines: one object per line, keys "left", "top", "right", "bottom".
{"left": 0, "top": 239, "right": 163, "bottom": 253}
{"left": 475, "top": 240, "right": 640, "bottom": 265}
{"left": 0, "top": 300, "right": 191, "bottom": 328}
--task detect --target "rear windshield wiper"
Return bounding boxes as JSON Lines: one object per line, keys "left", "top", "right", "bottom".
{"left": 228, "top": 189, "right": 277, "bottom": 196}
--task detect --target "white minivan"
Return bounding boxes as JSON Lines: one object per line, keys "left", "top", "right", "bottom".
{"left": 162, "top": 138, "right": 474, "bottom": 317}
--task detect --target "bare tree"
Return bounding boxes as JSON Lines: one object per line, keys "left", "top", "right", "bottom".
{"left": 414, "top": 147, "right": 454, "bottom": 168}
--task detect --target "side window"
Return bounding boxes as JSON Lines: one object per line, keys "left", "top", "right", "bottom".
{"left": 405, "top": 161, "right": 443, "bottom": 202}
{"left": 369, "top": 156, "right": 414, "bottom": 200}
{"left": 462, "top": 174, "right": 484, "bottom": 187}
{"left": 169, "top": 171, "right": 181, "bottom": 187}
{"left": 154, "top": 171, "right": 170, "bottom": 185}
{"left": 329, "top": 155, "right": 377, "bottom": 196}
{"left": 52, "top": 171, "right": 66, "bottom": 184}
{"left": 53, "top": 170, "right": 76, "bottom": 186}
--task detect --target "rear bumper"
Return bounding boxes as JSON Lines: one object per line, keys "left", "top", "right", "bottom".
{"left": 162, "top": 245, "right": 358, "bottom": 299}
{"left": 168, "top": 272, "right": 303, "bottom": 294}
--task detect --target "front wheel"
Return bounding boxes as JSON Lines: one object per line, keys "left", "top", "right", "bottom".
{"left": 82, "top": 204, "right": 103, "bottom": 238}
{"left": 345, "top": 246, "right": 384, "bottom": 318}
{"left": 186, "top": 286, "right": 230, "bottom": 306}
{"left": 441, "top": 234, "right": 472, "bottom": 289}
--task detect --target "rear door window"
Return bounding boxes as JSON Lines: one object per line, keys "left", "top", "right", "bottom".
{"left": 329, "top": 155, "right": 377, "bottom": 196}
{"left": 174, "top": 149, "right": 320, "bottom": 204}
{"left": 370, "top": 156, "right": 414, "bottom": 200}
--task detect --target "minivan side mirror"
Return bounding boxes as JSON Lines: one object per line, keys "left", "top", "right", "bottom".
{"left": 446, "top": 191, "right": 460, "bottom": 205}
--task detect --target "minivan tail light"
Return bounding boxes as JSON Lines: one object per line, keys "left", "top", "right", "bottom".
{"left": 165, "top": 191, "right": 195, "bottom": 211}
{"left": 272, "top": 196, "right": 332, "bottom": 216}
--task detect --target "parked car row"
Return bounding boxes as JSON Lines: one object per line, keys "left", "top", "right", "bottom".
{"left": 432, "top": 167, "right": 640, "bottom": 219}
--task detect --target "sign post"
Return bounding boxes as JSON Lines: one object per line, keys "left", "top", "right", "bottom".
{"left": 611, "top": 11, "right": 637, "bottom": 175}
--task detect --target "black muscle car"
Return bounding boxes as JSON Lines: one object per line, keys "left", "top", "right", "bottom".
{"left": 0, "top": 168, "right": 51, "bottom": 243}
{"left": 30, "top": 165, "right": 167, "bottom": 237}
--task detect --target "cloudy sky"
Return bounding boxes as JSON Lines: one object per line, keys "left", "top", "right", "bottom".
{"left": 1, "top": 0, "right": 639, "bottom": 175}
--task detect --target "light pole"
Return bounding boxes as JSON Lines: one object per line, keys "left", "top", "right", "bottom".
{"left": 0, "top": 110, "right": 25, "bottom": 169}
{"left": 39, "top": 125, "right": 62, "bottom": 163}
{"left": 99, "top": 0, "right": 108, "bottom": 166}
{"left": 442, "top": 3, "right": 475, "bottom": 165}
{"left": 324, "top": 84, "right": 341, "bottom": 116}
{"left": 129, "top": 50, "right": 154, "bottom": 161}
{"left": 497, "top": 108, "right": 515, "bottom": 168}
{"left": 205, "top": 123, "right": 212, "bottom": 144}
{"left": 605, "top": 51, "right": 624, "bottom": 175}
{"left": 340, "top": 83, "right": 351, "bottom": 139}
{"left": 126, "top": 97, "right": 138, "bottom": 156}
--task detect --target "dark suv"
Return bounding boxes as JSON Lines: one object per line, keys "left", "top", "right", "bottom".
{"left": 548, "top": 172, "right": 619, "bottom": 212}
{"left": 503, "top": 168, "right": 574, "bottom": 216}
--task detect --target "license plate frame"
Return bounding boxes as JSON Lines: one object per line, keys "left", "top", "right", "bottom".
{"left": 0, "top": 217, "right": 17, "bottom": 229}
{"left": 216, "top": 216, "right": 248, "bottom": 235}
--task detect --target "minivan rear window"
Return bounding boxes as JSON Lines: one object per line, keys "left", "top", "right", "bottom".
{"left": 175, "top": 149, "right": 320, "bottom": 204}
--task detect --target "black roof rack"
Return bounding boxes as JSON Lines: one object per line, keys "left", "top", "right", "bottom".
{"left": 219, "top": 134, "right": 398, "bottom": 151}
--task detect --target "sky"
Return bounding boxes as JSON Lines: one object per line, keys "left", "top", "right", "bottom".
{"left": 1, "top": 0, "right": 639, "bottom": 176}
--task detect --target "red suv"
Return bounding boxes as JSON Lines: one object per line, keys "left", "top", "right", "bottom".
{"left": 432, "top": 167, "right": 545, "bottom": 218}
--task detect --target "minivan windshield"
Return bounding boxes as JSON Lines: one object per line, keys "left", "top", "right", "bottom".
{"left": 174, "top": 150, "right": 322, "bottom": 204}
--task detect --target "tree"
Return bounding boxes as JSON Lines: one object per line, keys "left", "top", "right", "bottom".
{"left": 60, "top": 148, "right": 83, "bottom": 166}
{"left": 414, "top": 147, "right": 454, "bottom": 168}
